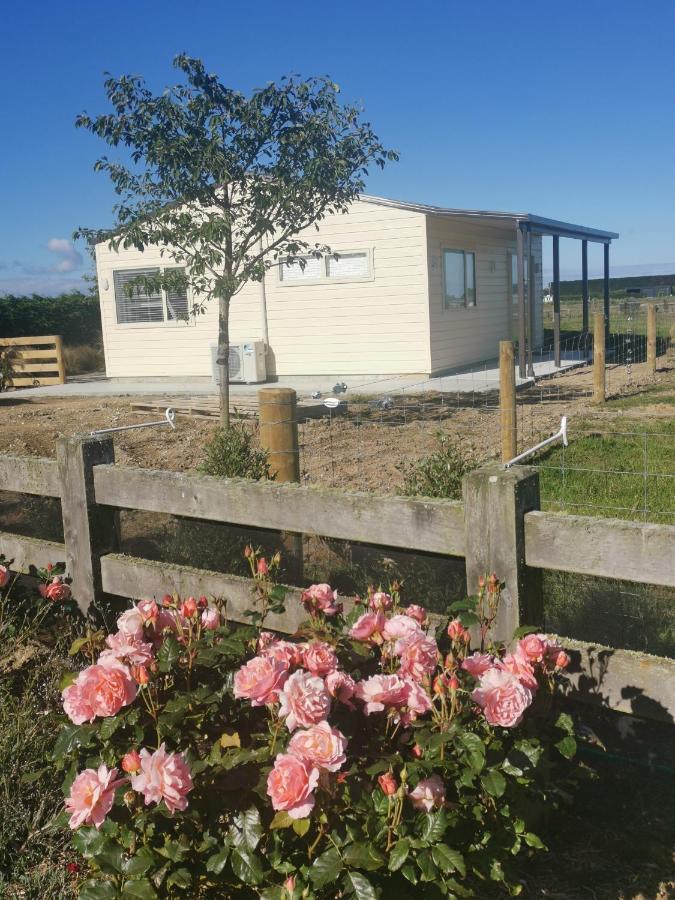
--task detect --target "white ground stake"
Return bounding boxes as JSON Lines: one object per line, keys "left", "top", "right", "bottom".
{"left": 503, "top": 416, "right": 568, "bottom": 468}
{"left": 90, "top": 407, "right": 177, "bottom": 437}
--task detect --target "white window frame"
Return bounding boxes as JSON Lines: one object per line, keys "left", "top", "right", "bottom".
{"left": 442, "top": 248, "right": 477, "bottom": 310}
{"left": 277, "top": 249, "right": 374, "bottom": 286}
{"left": 112, "top": 266, "right": 192, "bottom": 328}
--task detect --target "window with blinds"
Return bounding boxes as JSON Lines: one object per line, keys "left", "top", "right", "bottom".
{"left": 326, "top": 252, "right": 369, "bottom": 279}
{"left": 279, "top": 256, "right": 323, "bottom": 282}
{"left": 113, "top": 267, "right": 190, "bottom": 324}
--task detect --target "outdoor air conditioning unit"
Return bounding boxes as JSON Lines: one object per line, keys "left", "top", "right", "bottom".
{"left": 211, "top": 341, "right": 267, "bottom": 384}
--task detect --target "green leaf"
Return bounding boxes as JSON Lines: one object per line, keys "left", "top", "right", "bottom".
{"left": 166, "top": 868, "right": 192, "bottom": 890}
{"left": 205, "top": 848, "right": 230, "bottom": 875}
{"left": 342, "top": 870, "right": 378, "bottom": 900}
{"left": 121, "top": 878, "right": 157, "bottom": 899}
{"left": 458, "top": 733, "right": 485, "bottom": 773}
{"left": 388, "top": 837, "right": 410, "bottom": 871}
{"left": 555, "top": 735, "right": 577, "bottom": 759}
{"left": 555, "top": 712, "right": 574, "bottom": 734}
{"left": 79, "top": 880, "right": 118, "bottom": 900}
{"left": 123, "top": 847, "right": 156, "bottom": 878}
{"left": 53, "top": 724, "right": 96, "bottom": 759}
{"left": 230, "top": 848, "right": 264, "bottom": 886}
{"left": 94, "top": 843, "right": 125, "bottom": 875}
{"left": 416, "top": 848, "right": 437, "bottom": 881}
{"left": 156, "top": 635, "right": 181, "bottom": 672}
{"left": 431, "top": 844, "right": 466, "bottom": 877}
{"left": 292, "top": 817, "right": 310, "bottom": 837}
{"left": 401, "top": 862, "right": 418, "bottom": 884}
{"left": 59, "top": 670, "right": 77, "bottom": 691}
{"left": 511, "top": 624, "right": 540, "bottom": 639}
{"left": 270, "top": 810, "right": 294, "bottom": 829}
{"left": 421, "top": 809, "right": 447, "bottom": 843}
{"left": 481, "top": 769, "right": 506, "bottom": 798}
{"left": 343, "top": 842, "right": 385, "bottom": 871}
{"left": 309, "top": 847, "right": 343, "bottom": 888}
{"left": 99, "top": 716, "right": 122, "bottom": 741}
{"left": 233, "top": 806, "right": 262, "bottom": 850}
{"left": 260, "top": 888, "right": 285, "bottom": 900}
{"left": 523, "top": 832, "right": 547, "bottom": 850}
{"left": 72, "top": 827, "right": 107, "bottom": 859}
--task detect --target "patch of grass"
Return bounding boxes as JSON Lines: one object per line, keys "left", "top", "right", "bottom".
{"left": 62, "top": 343, "right": 105, "bottom": 375}
{"left": 536, "top": 418, "right": 675, "bottom": 524}
{"left": 606, "top": 380, "right": 675, "bottom": 410}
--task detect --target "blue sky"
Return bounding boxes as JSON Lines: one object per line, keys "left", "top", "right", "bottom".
{"left": 1, "top": 0, "right": 674, "bottom": 295}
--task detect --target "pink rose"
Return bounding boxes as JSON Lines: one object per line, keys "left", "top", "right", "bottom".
{"left": 39, "top": 576, "right": 71, "bottom": 602}
{"left": 233, "top": 656, "right": 288, "bottom": 706}
{"left": 116, "top": 606, "right": 145, "bottom": 640}
{"left": 200, "top": 607, "right": 220, "bottom": 630}
{"left": 405, "top": 604, "right": 427, "bottom": 626}
{"left": 447, "top": 618, "right": 470, "bottom": 643}
{"left": 0, "top": 564, "right": 10, "bottom": 589}
{"left": 397, "top": 677, "right": 433, "bottom": 725}
{"left": 278, "top": 670, "right": 331, "bottom": 731}
{"left": 354, "top": 674, "right": 409, "bottom": 715}
{"left": 287, "top": 721, "right": 347, "bottom": 772}
{"left": 555, "top": 650, "right": 570, "bottom": 669}
{"left": 378, "top": 772, "right": 398, "bottom": 796}
{"left": 398, "top": 633, "right": 439, "bottom": 681}
{"left": 301, "top": 583, "right": 342, "bottom": 617}
{"left": 541, "top": 636, "right": 568, "bottom": 670}
{"left": 121, "top": 750, "right": 142, "bottom": 774}
{"left": 262, "top": 640, "right": 302, "bottom": 669}
{"left": 301, "top": 641, "right": 338, "bottom": 677}
{"left": 154, "top": 607, "right": 188, "bottom": 645}
{"left": 266, "top": 752, "right": 319, "bottom": 819}
{"left": 136, "top": 599, "right": 159, "bottom": 625}
{"left": 349, "top": 611, "right": 385, "bottom": 643}
{"left": 65, "top": 764, "right": 126, "bottom": 829}
{"left": 472, "top": 667, "right": 533, "bottom": 728}
{"left": 409, "top": 775, "right": 445, "bottom": 812}
{"left": 257, "top": 631, "right": 278, "bottom": 653}
{"left": 325, "top": 670, "right": 356, "bottom": 709}
{"left": 461, "top": 652, "right": 494, "bottom": 678}
{"left": 130, "top": 744, "right": 193, "bottom": 813}
{"left": 382, "top": 614, "right": 421, "bottom": 645}
{"left": 368, "top": 591, "right": 393, "bottom": 612}
{"left": 62, "top": 657, "right": 137, "bottom": 724}
{"left": 500, "top": 650, "right": 538, "bottom": 692}
{"left": 518, "top": 633, "right": 547, "bottom": 663}
{"left": 100, "top": 631, "right": 154, "bottom": 667}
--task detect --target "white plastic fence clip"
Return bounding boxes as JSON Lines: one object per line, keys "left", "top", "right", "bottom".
{"left": 504, "top": 416, "right": 568, "bottom": 469}
{"left": 90, "top": 407, "right": 177, "bottom": 437}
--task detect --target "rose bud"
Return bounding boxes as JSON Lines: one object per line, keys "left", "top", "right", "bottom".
{"left": 556, "top": 651, "right": 571, "bottom": 669}
{"left": 378, "top": 772, "right": 398, "bottom": 796}
{"left": 449, "top": 675, "right": 459, "bottom": 691}
{"left": 411, "top": 744, "right": 424, "bottom": 759}
{"left": 121, "top": 750, "right": 142, "bottom": 774}
{"left": 433, "top": 674, "right": 447, "bottom": 696}
{"left": 181, "top": 597, "right": 198, "bottom": 618}
{"left": 478, "top": 574, "right": 486, "bottom": 588}
{"left": 123, "top": 790, "right": 137, "bottom": 810}
{"left": 46, "top": 563, "right": 53, "bottom": 573}
{"left": 272, "top": 552, "right": 282, "bottom": 566}
{"left": 132, "top": 665, "right": 150, "bottom": 685}
{"left": 197, "top": 595, "right": 209, "bottom": 609}
{"left": 447, "top": 618, "right": 469, "bottom": 642}
{"left": 244, "top": 544, "right": 253, "bottom": 558}
{"left": 284, "top": 875, "right": 296, "bottom": 896}
{"left": 257, "top": 557, "right": 269, "bottom": 575}
{"left": 444, "top": 651, "right": 456, "bottom": 670}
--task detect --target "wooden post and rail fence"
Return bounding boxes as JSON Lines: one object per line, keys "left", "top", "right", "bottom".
{"left": 0, "top": 334, "right": 66, "bottom": 388}
{"left": 0, "top": 431, "right": 673, "bottom": 722}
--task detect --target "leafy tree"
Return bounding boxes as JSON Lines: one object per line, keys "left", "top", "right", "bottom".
{"left": 75, "top": 54, "right": 397, "bottom": 424}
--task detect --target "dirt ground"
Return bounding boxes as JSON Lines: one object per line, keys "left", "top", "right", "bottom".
{"left": 0, "top": 356, "right": 672, "bottom": 493}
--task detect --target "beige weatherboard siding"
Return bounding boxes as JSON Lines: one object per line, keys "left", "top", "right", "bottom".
{"left": 96, "top": 199, "right": 430, "bottom": 378}
{"left": 95, "top": 194, "right": 614, "bottom": 380}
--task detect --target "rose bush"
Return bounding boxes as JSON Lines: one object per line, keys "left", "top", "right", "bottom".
{"left": 53, "top": 551, "right": 577, "bottom": 899}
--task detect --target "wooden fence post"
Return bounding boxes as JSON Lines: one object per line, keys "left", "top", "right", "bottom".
{"left": 54, "top": 335, "right": 66, "bottom": 384}
{"left": 258, "top": 388, "right": 302, "bottom": 581}
{"left": 56, "top": 434, "right": 119, "bottom": 613}
{"left": 593, "top": 312, "right": 606, "bottom": 404}
{"left": 647, "top": 302, "right": 657, "bottom": 375}
{"left": 499, "top": 341, "right": 517, "bottom": 463}
{"left": 462, "top": 463, "right": 542, "bottom": 643}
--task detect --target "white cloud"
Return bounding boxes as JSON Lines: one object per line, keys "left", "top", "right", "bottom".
{"left": 47, "top": 238, "right": 83, "bottom": 273}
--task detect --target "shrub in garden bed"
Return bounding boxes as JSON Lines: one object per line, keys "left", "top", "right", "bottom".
{"left": 52, "top": 554, "right": 577, "bottom": 899}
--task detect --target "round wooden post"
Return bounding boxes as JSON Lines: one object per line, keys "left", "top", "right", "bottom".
{"left": 593, "top": 313, "right": 606, "bottom": 404}
{"left": 258, "top": 388, "right": 300, "bottom": 483}
{"left": 499, "top": 341, "right": 517, "bottom": 463}
{"left": 647, "top": 302, "right": 657, "bottom": 375}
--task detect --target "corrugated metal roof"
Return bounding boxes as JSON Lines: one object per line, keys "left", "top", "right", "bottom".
{"left": 359, "top": 194, "right": 619, "bottom": 242}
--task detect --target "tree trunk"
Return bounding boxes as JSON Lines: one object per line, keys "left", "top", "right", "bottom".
{"left": 218, "top": 293, "right": 231, "bottom": 427}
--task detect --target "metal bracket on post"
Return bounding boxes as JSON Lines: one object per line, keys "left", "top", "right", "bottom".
{"left": 504, "top": 417, "right": 568, "bottom": 469}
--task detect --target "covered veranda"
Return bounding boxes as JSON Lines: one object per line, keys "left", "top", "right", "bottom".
{"left": 514, "top": 214, "right": 619, "bottom": 378}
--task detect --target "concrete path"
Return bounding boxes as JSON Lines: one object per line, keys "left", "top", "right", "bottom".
{"left": 0, "top": 354, "right": 585, "bottom": 402}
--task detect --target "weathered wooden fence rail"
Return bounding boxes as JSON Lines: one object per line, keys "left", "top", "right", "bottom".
{"left": 0, "top": 334, "right": 66, "bottom": 387}
{"left": 0, "top": 435, "right": 673, "bottom": 722}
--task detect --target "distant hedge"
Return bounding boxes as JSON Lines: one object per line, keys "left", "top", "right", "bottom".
{"left": 0, "top": 292, "right": 102, "bottom": 346}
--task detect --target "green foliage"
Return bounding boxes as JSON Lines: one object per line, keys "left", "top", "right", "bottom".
{"left": 0, "top": 345, "right": 17, "bottom": 392}
{"left": 52, "top": 569, "right": 577, "bottom": 898}
{"left": 198, "top": 423, "right": 272, "bottom": 481}
{"left": 0, "top": 293, "right": 102, "bottom": 347}
{"left": 398, "top": 433, "right": 472, "bottom": 500}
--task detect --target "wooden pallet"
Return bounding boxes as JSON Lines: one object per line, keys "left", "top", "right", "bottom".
{"left": 130, "top": 395, "right": 340, "bottom": 421}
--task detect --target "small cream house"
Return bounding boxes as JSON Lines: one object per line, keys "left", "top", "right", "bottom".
{"left": 95, "top": 195, "right": 617, "bottom": 380}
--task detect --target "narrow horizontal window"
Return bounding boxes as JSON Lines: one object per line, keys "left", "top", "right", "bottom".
{"left": 279, "top": 256, "right": 323, "bottom": 282}
{"left": 326, "top": 252, "right": 369, "bottom": 279}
